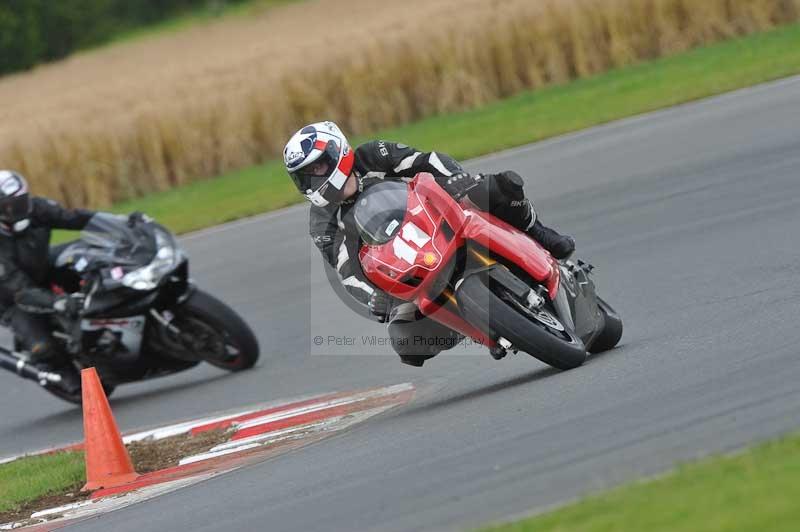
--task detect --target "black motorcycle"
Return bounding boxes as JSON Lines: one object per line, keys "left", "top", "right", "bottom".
{"left": 0, "top": 213, "right": 259, "bottom": 404}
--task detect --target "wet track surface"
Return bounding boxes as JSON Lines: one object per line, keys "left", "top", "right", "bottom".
{"left": 2, "top": 77, "right": 800, "bottom": 530}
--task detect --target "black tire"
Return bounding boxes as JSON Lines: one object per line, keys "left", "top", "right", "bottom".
{"left": 173, "top": 289, "right": 260, "bottom": 371}
{"left": 457, "top": 275, "right": 587, "bottom": 370}
{"left": 588, "top": 297, "right": 623, "bottom": 354}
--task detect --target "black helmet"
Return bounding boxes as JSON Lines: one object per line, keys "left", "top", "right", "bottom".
{"left": 0, "top": 170, "right": 32, "bottom": 234}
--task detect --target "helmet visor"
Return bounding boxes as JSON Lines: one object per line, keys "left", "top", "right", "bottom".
{"left": 0, "top": 194, "right": 31, "bottom": 224}
{"left": 289, "top": 141, "right": 341, "bottom": 196}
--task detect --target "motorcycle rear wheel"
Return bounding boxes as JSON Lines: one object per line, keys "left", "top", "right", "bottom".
{"left": 458, "top": 274, "right": 587, "bottom": 370}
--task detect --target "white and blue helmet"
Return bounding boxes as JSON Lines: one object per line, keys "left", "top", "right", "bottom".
{"left": 284, "top": 121, "right": 355, "bottom": 208}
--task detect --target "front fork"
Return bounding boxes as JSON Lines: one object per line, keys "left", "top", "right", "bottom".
{"left": 471, "top": 246, "right": 576, "bottom": 326}
{"left": 149, "top": 278, "right": 197, "bottom": 336}
{"left": 458, "top": 247, "right": 579, "bottom": 357}
{"left": 149, "top": 308, "right": 181, "bottom": 335}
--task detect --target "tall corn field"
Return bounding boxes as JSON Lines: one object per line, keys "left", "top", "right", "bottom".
{"left": 3, "top": 0, "right": 800, "bottom": 208}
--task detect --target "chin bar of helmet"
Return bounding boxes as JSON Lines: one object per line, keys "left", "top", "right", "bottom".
{"left": 305, "top": 187, "right": 331, "bottom": 207}
{"left": 0, "top": 347, "right": 63, "bottom": 386}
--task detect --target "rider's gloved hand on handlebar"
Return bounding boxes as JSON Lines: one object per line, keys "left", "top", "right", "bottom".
{"left": 368, "top": 290, "right": 394, "bottom": 323}
{"left": 441, "top": 172, "right": 482, "bottom": 200}
{"left": 127, "top": 211, "right": 152, "bottom": 228}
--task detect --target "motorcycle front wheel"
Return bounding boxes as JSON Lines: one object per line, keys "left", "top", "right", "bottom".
{"left": 457, "top": 274, "right": 587, "bottom": 370}
{"left": 165, "top": 289, "right": 260, "bottom": 371}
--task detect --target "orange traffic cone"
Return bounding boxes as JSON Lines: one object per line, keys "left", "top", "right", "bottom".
{"left": 80, "top": 367, "right": 139, "bottom": 491}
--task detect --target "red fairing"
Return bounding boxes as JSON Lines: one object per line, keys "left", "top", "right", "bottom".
{"left": 358, "top": 174, "right": 466, "bottom": 302}
{"left": 358, "top": 173, "right": 560, "bottom": 346}
{"left": 460, "top": 209, "right": 560, "bottom": 299}
{"left": 418, "top": 173, "right": 558, "bottom": 298}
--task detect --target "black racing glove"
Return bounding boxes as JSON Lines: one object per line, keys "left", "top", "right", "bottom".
{"left": 440, "top": 172, "right": 482, "bottom": 200}
{"left": 368, "top": 290, "right": 394, "bottom": 323}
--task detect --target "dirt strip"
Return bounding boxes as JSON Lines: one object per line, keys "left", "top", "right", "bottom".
{"left": 0, "top": 487, "right": 87, "bottom": 525}
{"left": 1, "top": 384, "right": 415, "bottom": 528}
{"left": 0, "top": 429, "right": 231, "bottom": 523}
{"left": 127, "top": 428, "right": 230, "bottom": 473}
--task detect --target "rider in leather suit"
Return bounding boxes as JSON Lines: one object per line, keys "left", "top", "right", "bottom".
{"left": 0, "top": 170, "right": 97, "bottom": 390}
{"left": 284, "top": 122, "right": 575, "bottom": 366}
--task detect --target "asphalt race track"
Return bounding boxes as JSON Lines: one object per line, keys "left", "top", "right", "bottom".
{"left": 2, "top": 76, "right": 800, "bottom": 531}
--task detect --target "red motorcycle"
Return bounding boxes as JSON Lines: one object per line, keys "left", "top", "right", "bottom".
{"left": 355, "top": 173, "right": 622, "bottom": 369}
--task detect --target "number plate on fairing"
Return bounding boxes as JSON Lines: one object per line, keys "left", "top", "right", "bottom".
{"left": 82, "top": 316, "right": 146, "bottom": 355}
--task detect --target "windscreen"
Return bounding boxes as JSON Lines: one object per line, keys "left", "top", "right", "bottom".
{"left": 81, "top": 213, "right": 139, "bottom": 250}
{"left": 55, "top": 213, "right": 155, "bottom": 271}
{"left": 354, "top": 181, "right": 409, "bottom": 246}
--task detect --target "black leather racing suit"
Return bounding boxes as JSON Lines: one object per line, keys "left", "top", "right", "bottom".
{"left": 309, "top": 141, "right": 550, "bottom": 363}
{"left": 0, "top": 198, "right": 95, "bottom": 363}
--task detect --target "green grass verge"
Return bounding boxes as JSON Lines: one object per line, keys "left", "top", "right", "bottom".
{"left": 482, "top": 432, "right": 800, "bottom": 532}
{"left": 0, "top": 452, "right": 84, "bottom": 514}
{"left": 60, "top": 22, "right": 800, "bottom": 240}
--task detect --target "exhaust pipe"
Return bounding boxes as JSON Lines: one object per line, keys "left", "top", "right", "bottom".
{"left": 0, "top": 347, "right": 62, "bottom": 386}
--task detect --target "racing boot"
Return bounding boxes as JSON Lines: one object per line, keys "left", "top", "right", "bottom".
{"left": 527, "top": 220, "right": 575, "bottom": 260}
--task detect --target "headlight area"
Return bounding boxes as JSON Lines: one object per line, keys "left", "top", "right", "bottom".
{"left": 122, "top": 228, "right": 180, "bottom": 290}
